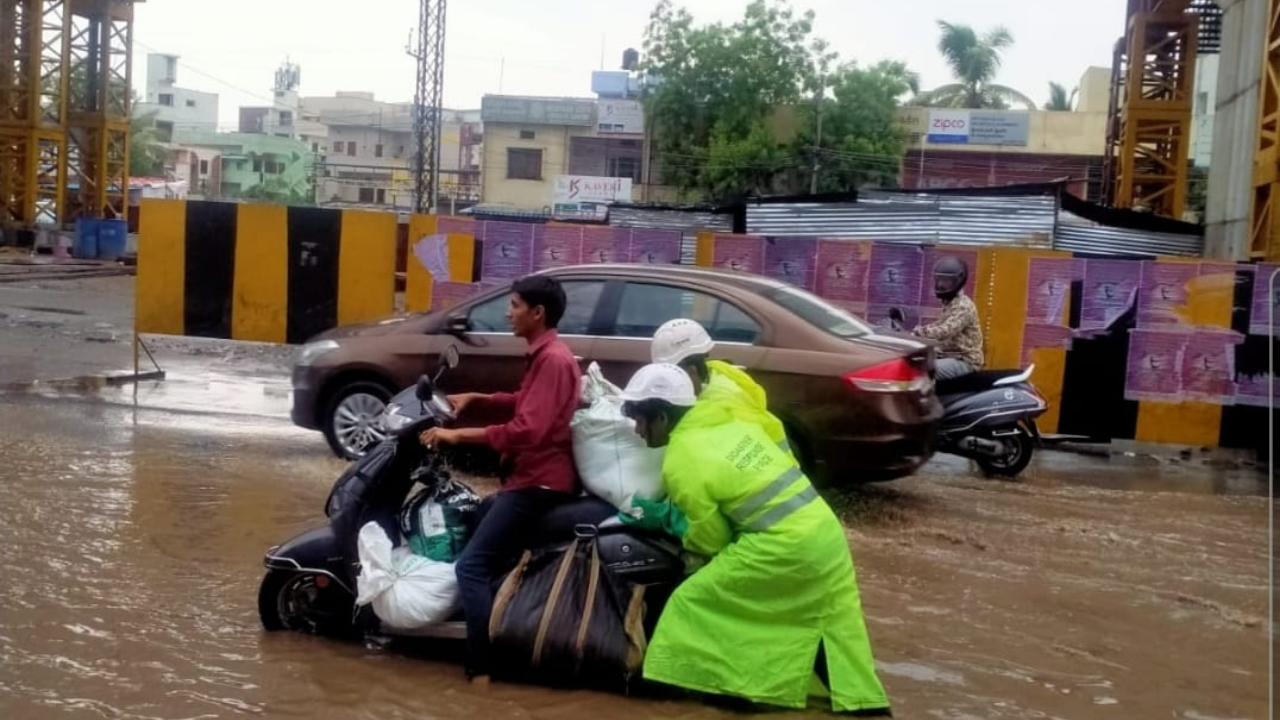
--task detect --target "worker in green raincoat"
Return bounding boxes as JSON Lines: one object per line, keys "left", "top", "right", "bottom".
{"left": 650, "top": 318, "right": 795, "bottom": 461}
{"left": 618, "top": 363, "right": 891, "bottom": 716}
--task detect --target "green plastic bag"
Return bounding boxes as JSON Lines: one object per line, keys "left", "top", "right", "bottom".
{"left": 399, "top": 479, "right": 481, "bottom": 562}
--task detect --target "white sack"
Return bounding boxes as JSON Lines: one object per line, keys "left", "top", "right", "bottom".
{"left": 571, "top": 363, "right": 666, "bottom": 512}
{"left": 355, "top": 522, "right": 459, "bottom": 629}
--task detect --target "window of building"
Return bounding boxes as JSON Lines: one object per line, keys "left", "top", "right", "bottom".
{"left": 397, "top": 145, "right": 405, "bottom": 157}
{"left": 613, "top": 283, "right": 760, "bottom": 343}
{"left": 608, "top": 156, "right": 642, "bottom": 183}
{"left": 375, "top": 144, "right": 384, "bottom": 158}
{"left": 279, "top": 111, "right": 293, "bottom": 127}
{"left": 507, "top": 148, "right": 543, "bottom": 180}
{"left": 358, "top": 187, "right": 375, "bottom": 203}
{"left": 346, "top": 141, "right": 356, "bottom": 156}
{"left": 519, "top": 129, "right": 536, "bottom": 140}
{"left": 253, "top": 158, "right": 263, "bottom": 173}
{"left": 265, "top": 160, "right": 284, "bottom": 174}
{"left": 158, "top": 93, "right": 174, "bottom": 107}
{"left": 311, "top": 142, "right": 319, "bottom": 153}
{"left": 333, "top": 141, "right": 343, "bottom": 152}
{"left": 199, "top": 160, "right": 209, "bottom": 175}
{"left": 375, "top": 188, "right": 386, "bottom": 204}
{"left": 185, "top": 98, "right": 196, "bottom": 108}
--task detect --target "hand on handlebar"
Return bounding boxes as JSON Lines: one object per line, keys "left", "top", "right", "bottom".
{"left": 446, "top": 392, "right": 484, "bottom": 415}
{"left": 420, "top": 427, "right": 460, "bottom": 450}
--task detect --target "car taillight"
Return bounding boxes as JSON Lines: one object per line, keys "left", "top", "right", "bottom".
{"left": 844, "top": 358, "right": 931, "bottom": 393}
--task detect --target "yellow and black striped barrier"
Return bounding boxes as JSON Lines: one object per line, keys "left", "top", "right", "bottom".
{"left": 136, "top": 199, "right": 398, "bottom": 344}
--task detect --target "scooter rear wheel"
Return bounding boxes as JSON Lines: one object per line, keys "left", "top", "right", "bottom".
{"left": 258, "top": 570, "right": 352, "bottom": 636}
{"left": 976, "top": 427, "right": 1034, "bottom": 478}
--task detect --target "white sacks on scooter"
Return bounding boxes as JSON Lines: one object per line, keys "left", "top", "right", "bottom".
{"left": 355, "top": 522, "right": 460, "bottom": 629}
{"left": 571, "top": 363, "right": 665, "bottom": 513}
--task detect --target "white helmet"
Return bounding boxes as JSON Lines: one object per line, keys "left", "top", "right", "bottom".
{"left": 619, "top": 363, "right": 698, "bottom": 407}
{"left": 651, "top": 318, "right": 715, "bottom": 365}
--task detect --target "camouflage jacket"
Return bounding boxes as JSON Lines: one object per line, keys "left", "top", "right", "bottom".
{"left": 913, "top": 291, "right": 984, "bottom": 368}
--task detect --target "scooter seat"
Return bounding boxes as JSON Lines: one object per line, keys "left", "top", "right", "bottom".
{"left": 936, "top": 368, "right": 1030, "bottom": 396}
{"left": 525, "top": 496, "right": 618, "bottom": 546}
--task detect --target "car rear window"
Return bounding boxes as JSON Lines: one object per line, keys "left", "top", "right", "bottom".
{"left": 764, "top": 286, "right": 872, "bottom": 339}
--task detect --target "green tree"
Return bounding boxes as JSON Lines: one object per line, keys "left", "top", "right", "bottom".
{"left": 793, "top": 60, "right": 918, "bottom": 192}
{"left": 917, "top": 21, "right": 1034, "bottom": 109}
{"left": 1044, "top": 81, "right": 1077, "bottom": 111}
{"left": 128, "top": 97, "right": 167, "bottom": 177}
{"left": 641, "top": 0, "right": 825, "bottom": 199}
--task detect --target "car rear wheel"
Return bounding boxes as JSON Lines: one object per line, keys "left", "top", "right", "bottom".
{"left": 322, "top": 380, "right": 393, "bottom": 460}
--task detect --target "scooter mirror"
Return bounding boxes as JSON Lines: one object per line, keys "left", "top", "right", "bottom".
{"left": 441, "top": 345, "right": 460, "bottom": 371}
{"left": 415, "top": 375, "right": 434, "bottom": 402}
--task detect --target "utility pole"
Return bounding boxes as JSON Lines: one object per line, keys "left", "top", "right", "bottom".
{"left": 407, "top": 0, "right": 448, "bottom": 214}
{"left": 809, "top": 77, "right": 824, "bottom": 195}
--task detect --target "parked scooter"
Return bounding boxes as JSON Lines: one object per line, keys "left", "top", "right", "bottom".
{"left": 880, "top": 307, "right": 1048, "bottom": 477}
{"left": 257, "top": 345, "right": 685, "bottom": 641}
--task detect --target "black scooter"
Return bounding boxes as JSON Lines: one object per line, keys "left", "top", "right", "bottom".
{"left": 257, "top": 345, "right": 685, "bottom": 641}
{"left": 883, "top": 308, "right": 1048, "bottom": 477}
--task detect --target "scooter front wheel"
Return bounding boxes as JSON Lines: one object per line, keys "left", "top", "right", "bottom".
{"left": 258, "top": 569, "right": 353, "bottom": 636}
{"left": 976, "top": 426, "right": 1034, "bottom": 478}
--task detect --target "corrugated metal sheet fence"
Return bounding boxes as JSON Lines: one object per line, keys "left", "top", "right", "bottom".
{"left": 609, "top": 205, "right": 733, "bottom": 265}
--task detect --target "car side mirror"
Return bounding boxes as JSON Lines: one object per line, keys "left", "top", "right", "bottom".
{"left": 445, "top": 314, "right": 471, "bottom": 336}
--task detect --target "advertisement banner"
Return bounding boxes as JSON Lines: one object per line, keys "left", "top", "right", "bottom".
{"left": 553, "top": 176, "right": 633, "bottom": 205}
{"left": 597, "top": 99, "right": 644, "bottom": 135}
{"left": 1137, "top": 261, "right": 1199, "bottom": 327}
{"left": 712, "top": 235, "right": 766, "bottom": 275}
{"left": 1124, "top": 328, "right": 1187, "bottom": 402}
{"left": 1080, "top": 259, "right": 1139, "bottom": 330}
{"left": 412, "top": 233, "right": 450, "bottom": 279}
{"left": 626, "top": 228, "right": 681, "bottom": 265}
{"left": 1248, "top": 263, "right": 1280, "bottom": 336}
{"left": 924, "top": 110, "right": 1029, "bottom": 146}
{"left": 1234, "top": 371, "right": 1274, "bottom": 408}
{"left": 1181, "top": 329, "right": 1242, "bottom": 403}
{"left": 581, "top": 226, "right": 622, "bottom": 264}
{"left": 867, "top": 243, "right": 925, "bottom": 310}
{"left": 763, "top": 237, "right": 819, "bottom": 291}
{"left": 532, "top": 225, "right": 584, "bottom": 270}
{"left": 815, "top": 239, "right": 871, "bottom": 309}
{"left": 478, "top": 221, "right": 535, "bottom": 281}
{"left": 1025, "top": 257, "right": 1074, "bottom": 325}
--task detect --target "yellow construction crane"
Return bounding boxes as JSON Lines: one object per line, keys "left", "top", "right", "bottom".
{"left": 0, "top": 0, "right": 139, "bottom": 232}
{"left": 1250, "top": 0, "right": 1280, "bottom": 259}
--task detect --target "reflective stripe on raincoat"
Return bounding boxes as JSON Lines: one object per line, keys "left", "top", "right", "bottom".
{"left": 701, "top": 359, "right": 795, "bottom": 461}
{"left": 642, "top": 399, "right": 889, "bottom": 713}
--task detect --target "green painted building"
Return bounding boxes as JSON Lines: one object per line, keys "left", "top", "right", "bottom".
{"left": 173, "top": 130, "right": 315, "bottom": 204}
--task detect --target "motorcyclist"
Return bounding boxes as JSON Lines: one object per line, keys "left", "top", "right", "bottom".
{"left": 417, "top": 274, "right": 582, "bottom": 685}
{"left": 618, "top": 363, "right": 891, "bottom": 716}
{"left": 912, "top": 256, "right": 984, "bottom": 380}
{"left": 650, "top": 318, "right": 795, "bottom": 460}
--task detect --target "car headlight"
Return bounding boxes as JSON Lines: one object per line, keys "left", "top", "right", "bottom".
{"left": 383, "top": 403, "right": 414, "bottom": 432}
{"left": 295, "top": 339, "right": 339, "bottom": 367}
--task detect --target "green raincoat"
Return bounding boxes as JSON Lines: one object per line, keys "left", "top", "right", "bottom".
{"left": 643, "top": 399, "right": 889, "bottom": 713}
{"left": 701, "top": 359, "right": 796, "bottom": 462}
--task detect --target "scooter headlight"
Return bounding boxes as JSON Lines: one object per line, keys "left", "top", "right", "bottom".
{"left": 382, "top": 403, "right": 414, "bottom": 432}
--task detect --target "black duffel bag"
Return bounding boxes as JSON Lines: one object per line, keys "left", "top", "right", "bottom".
{"left": 489, "top": 535, "right": 648, "bottom": 692}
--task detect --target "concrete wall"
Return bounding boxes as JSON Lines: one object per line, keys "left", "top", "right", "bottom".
{"left": 1205, "top": 0, "right": 1268, "bottom": 260}
{"left": 1076, "top": 66, "right": 1113, "bottom": 114}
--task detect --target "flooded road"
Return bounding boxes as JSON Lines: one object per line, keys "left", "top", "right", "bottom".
{"left": 0, "top": 390, "right": 1269, "bottom": 719}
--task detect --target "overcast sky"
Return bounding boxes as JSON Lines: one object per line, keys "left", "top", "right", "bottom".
{"left": 131, "top": 0, "right": 1123, "bottom": 129}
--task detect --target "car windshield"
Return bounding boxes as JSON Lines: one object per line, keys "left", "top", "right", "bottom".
{"left": 764, "top": 285, "right": 872, "bottom": 339}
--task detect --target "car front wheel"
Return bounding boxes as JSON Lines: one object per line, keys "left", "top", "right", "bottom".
{"left": 322, "top": 380, "right": 393, "bottom": 460}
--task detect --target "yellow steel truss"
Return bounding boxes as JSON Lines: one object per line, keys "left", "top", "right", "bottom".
{"left": 1250, "top": 0, "right": 1280, "bottom": 260}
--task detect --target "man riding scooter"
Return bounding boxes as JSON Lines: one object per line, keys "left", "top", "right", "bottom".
{"left": 912, "top": 256, "right": 984, "bottom": 380}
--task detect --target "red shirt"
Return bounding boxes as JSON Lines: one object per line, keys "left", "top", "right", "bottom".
{"left": 482, "top": 330, "right": 582, "bottom": 494}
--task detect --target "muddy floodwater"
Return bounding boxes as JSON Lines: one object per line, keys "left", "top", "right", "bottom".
{"left": 0, "top": 395, "right": 1269, "bottom": 720}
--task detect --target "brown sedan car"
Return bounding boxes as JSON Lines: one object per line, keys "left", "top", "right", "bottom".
{"left": 291, "top": 264, "right": 943, "bottom": 485}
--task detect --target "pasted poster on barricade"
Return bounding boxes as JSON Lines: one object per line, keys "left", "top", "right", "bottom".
{"left": 436, "top": 216, "right": 475, "bottom": 236}
{"left": 412, "top": 233, "right": 450, "bottom": 278}
{"left": 479, "top": 221, "right": 535, "bottom": 281}
{"left": 1248, "top": 263, "right": 1280, "bottom": 337}
{"left": 867, "top": 243, "right": 924, "bottom": 326}
{"left": 1025, "top": 257, "right": 1075, "bottom": 325}
{"left": 430, "top": 281, "right": 482, "bottom": 312}
{"left": 1137, "top": 261, "right": 1200, "bottom": 327}
{"left": 814, "top": 239, "right": 871, "bottom": 314}
{"left": 532, "top": 225, "right": 584, "bottom": 270}
{"left": 1233, "top": 370, "right": 1272, "bottom": 407}
{"left": 1180, "top": 329, "right": 1243, "bottom": 403}
{"left": 918, "top": 247, "right": 980, "bottom": 323}
{"left": 1020, "top": 323, "right": 1075, "bottom": 365}
{"left": 762, "top": 237, "right": 818, "bottom": 290}
{"left": 626, "top": 228, "right": 682, "bottom": 265}
{"left": 581, "top": 226, "right": 623, "bottom": 264}
{"left": 712, "top": 234, "right": 766, "bottom": 274}
{"left": 1080, "top": 259, "right": 1138, "bottom": 330}
{"left": 1124, "top": 328, "right": 1187, "bottom": 403}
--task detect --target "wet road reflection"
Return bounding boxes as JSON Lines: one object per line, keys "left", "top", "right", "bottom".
{"left": 0, "top": 393, "right": 1268, "bottom": 719}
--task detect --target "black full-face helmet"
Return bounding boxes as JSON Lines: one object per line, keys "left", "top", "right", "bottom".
{"left": 933, "top": 256, "right": 969, "bottom": 299}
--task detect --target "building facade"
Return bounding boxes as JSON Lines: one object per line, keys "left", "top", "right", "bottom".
{"left": 135, "top": 53, "right": 219, "bottom": 140}
{"left": 172, "top": 130, "right": 314, "bottom": 202}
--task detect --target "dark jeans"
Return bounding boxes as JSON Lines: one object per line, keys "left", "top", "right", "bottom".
{"left": 455, "top": 487, "right": 567, "bottom": 677}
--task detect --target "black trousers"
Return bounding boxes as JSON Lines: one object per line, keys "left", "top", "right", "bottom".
{"left": 453, "top": 487, "right": 566, "bottom": 677}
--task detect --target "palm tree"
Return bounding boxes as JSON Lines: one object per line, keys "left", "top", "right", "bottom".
{"left": 1044, "top": 82, "right": 1077, "bottom": 111}
{"left": 916, "top": 21, "right": 1035, "bottom": 110}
